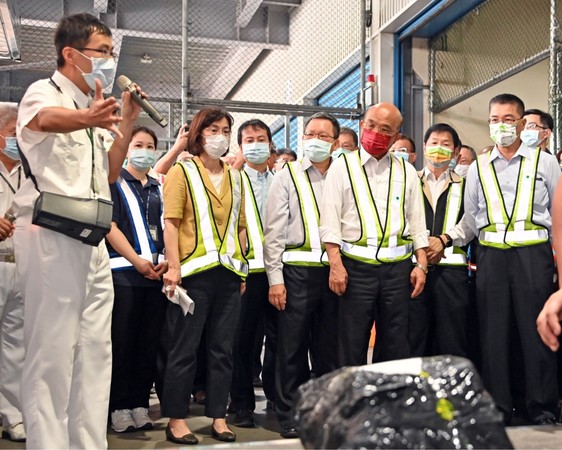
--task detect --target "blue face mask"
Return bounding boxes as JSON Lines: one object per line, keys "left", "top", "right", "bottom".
{"left": 128, "top": 149, "right": 156, "bottom": 170}
{"left": 1, "top": 136, "right": 20, "bottom": 161}
{"left": 391, "top": 151, "right": 410, "bottom": 162}
{"left": 448, "top": 158, "right": 457, "bottom": 170}
{"left": 242, "top": 142, "right": 270, "bottom": 164}
{"left": 303, "top": 138, "right": 332, "bottom": 163}
{"left": 331, "top": 148, "right": 351, "bottom": 160}
{"left": 76, "top": 51, "right": 117, "bottom": 90}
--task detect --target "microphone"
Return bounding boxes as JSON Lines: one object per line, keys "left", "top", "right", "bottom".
{"left": 116, "top": 75, "right": 168, "bottom": 128}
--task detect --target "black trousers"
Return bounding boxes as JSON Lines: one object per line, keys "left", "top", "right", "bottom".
{"left": 159, "top": 266, "right": 241, "bottom": 418}
{"left": 109, "top": 284, "right": 166, "bottom": 412}
{"left": 339, "top": 257, "right": 411, "bottom": 366}
{"left": 476, "top": 242, "right": 558, "bottom": 422}
{"left": 275, "top": 265, "right": 338, "bottom": 429}
{"left": 230, "top": 272, "right": 278, "bottom": 411}
{"left": 408, "top": 265, "right": 470, "bottom": 357}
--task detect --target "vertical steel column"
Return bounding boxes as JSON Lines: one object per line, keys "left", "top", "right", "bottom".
{"left": 181, "top": 0, "right": 189, "bottom": 125}
{"left": 360, "top": 0, "right": 367, "bottom": 112}
{"left": 549, "top": 0, "right": 561, "bottom": 154}
{"left": 428, "top": 44, "right": 435, "bottom": 126}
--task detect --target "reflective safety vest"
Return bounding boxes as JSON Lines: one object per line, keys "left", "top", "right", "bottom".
{"left": 437, "top": 177, "right": 467, "bottom": 266}
{"left": 341, "top": 152, "right": 413, "bottom": 264}
{"left": 110, "top": 177, "right": 164, "bottom": 270}
{"left": 477, "top": 148, "right": 548, "bottom": 249}
{"left": 282, "top": 161, "right": 328, "bottom": 266}
{"left": 241, "top": 171, "right": 265, "bottom": 273}
{"left": 178, "top": 161, "right": 248, "bottom": 279}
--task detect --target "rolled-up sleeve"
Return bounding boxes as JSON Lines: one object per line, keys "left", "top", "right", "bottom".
{"left": 319, "top": 160, "right": 344, "bottom": 246}
{"left": 264, "top": 170, "right": 290, "bottom": 286}
{"left": 406, "top": 165, "right": 429, "bottom": 250}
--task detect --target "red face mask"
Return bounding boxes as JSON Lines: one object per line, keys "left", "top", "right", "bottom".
{"left": 361, "top": 128, "right": 393, "bottom": 158}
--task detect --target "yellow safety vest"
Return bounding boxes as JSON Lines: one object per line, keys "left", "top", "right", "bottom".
{"left": 477, "top": 148, "right": 548, "bottom": 249}
{"left": 178, "top": 161, "right": 248, "bottom": 279}
{"left": 282, "top": 161, "right": 328, "bottom": 266}
{"left": 241, "top": 171, "right": 265, "bottom": 273}
{"left": 437, "top": 177, "right": 467, "bottom": 266}
{"left": 341, "top": 152, "right": 413, "bottom": 264}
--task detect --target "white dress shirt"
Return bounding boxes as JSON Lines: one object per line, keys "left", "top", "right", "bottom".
{"left": 264, "top": 157, "right": 327, "bottom": 286}
{"left": 244, "top": 165, "right": 273, "bottom": 222}
{"left": 320, "top": 148, "right": 428, "bottom": 251}
{"left": 464, "top": 143, "right": 560, "bottom": 236}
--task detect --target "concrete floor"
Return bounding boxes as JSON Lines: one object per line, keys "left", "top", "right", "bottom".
{"left": 3, "top": 387, "right": 562, "bottom": 449}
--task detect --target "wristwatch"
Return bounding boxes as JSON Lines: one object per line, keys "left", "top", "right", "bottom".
{"left": 444, "top": 234, "right": 453, "bottom": 248}
{"left": 415, "top": 262, "right": 428, "bottom": 274}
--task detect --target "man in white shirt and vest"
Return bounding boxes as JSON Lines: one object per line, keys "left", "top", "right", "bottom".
{"left": 408, "top": 123, "right": 475, "bottom": 358}
{"left": 0, "top": 103, "right": 25, "bottom": 443}
{"left": 264, "top": 112, "right": 340, "bottom": 439}
{"left": 465, "top": 93, "right": 560, "bottom": 425}
{"left": 12, "top": 13, "right": 142, "bottom": 449}
{"left": 230, "top": 119, "right": 277, "bottom": 428}
{"left": 320, "top": 102, "right": 428, "bottom": 365}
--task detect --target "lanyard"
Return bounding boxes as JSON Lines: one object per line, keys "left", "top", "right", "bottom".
{"left": 0, "top": 166, "right": 21, "bottom": 194}
{"left": 128, "top": 179, "right": 151, "bottom": 226}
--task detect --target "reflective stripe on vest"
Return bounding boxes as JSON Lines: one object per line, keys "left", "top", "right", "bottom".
{"left": 439, "top": 179, "right": 468, "bottom": 266}
{"left": 477, "top": 148, "right": 548, "bottom": 248}
{"left": 341, "top": 152, "right": 412, "bottom": 264}
{"left": 110, "top": 178, "right": 163, "bottom": 270}
{"left": 178, "top": 161, "right": 248, "bottom": 278}
{"left": 282, "top": 161, "right": 328, "bottom": 266}
{"left": 241, "top": 171, "right": 265, "bottom": 273}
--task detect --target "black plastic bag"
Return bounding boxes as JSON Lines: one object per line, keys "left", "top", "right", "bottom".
{"left": 296, "top": 356, "right": 512, "bottom": 449}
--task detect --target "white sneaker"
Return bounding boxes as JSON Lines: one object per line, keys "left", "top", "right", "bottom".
{"left": 131, "top": 407, "right": 154, "bottom": 430}
{"left": 111, "top": 409, "right": 136, "bottom": 433}
{"left": 2, "top": 422, "right": 26, "bottom": 442}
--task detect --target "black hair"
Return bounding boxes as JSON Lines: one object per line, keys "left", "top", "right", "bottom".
{"left": 523, "top": 108, "right": 554, "bottom": 131}
{"left": 305, "top": 112, "right": 340, "bottom": 139}
{"left": 339, "top": 126, "right": 358, "bottom": 147}
{"left": 423, "top": 123, "right": 461, "bottom": 149}
{"left": 237, "top": 119, "right": 272, "bottom": 145}
{"left": 131, "top": 125, "right": 158, "bottom": 148}
{"left": 489, "top": 93, "right": 525, "bottom": 117}
{"left": 55, "top": 13, "right": 112, "bottom": 68}
{"left": 276, "top": 148, "right": 297, "bottom": 161}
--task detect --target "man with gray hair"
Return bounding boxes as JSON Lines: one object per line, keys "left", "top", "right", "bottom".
{"left": 0, "top": 102, "right": 25, "bottom": 442}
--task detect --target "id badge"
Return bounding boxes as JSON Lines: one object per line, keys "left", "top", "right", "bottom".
{"left": 149, "top": 225, "right": 158, "bottom": 242}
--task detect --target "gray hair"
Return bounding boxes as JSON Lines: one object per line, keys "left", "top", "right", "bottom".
{"left": 0, "top": 103, "right": 18, "bottom": 131}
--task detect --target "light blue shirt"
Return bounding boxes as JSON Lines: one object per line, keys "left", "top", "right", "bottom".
{"left": 464, "top": 142, "right": 560, "bottom": 236}
{"left": 243, "top": 165, "right": 273, "bottom": 222}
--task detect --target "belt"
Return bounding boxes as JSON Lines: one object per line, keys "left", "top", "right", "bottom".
{"left": 0, "top": 254, "right": 15, "bottom": 263}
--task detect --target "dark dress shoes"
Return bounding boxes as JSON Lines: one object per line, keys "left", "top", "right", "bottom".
{"left": 211, "top": 426, "right": 236, "bottom": 442}
{"left": 165, "top": 424, "right": 199, "bottom": 445}
{"left": 233, "top": 410, "right": 255, "bottom": 428}
{"left": 280, "top": 427, "right": 299, "bottom": 439}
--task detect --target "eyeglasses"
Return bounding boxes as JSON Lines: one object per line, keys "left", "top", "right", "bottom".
{"left": 488, "top": 117, "right": 522, "bottom": 125}
{"left": 303, "top": 132, "right": 334, "bottom": 142}
{"left": 362, "top": 122, "right": 396, "bottom": 136}
{"left": 341, "top": 144, "right": 357, "bottom": 150}
{"left": 525, "top": 123, "right": 548, "bottom": 130}
{"left": 390, "top": 146, "right": 410, "bottom": 153}
{"left": 75, "top": 47, "right": 118, "bottom": 60}
{"left": 203, "top": 126, "right": 231, "bottom": 137}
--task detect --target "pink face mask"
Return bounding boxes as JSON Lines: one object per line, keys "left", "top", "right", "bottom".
{"left": 361, "top": 128, "right": 393, "bottom": 158}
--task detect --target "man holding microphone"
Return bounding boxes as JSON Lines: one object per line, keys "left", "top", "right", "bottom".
{"left": 12, "top": 13, "right": 142, "bottom": 449}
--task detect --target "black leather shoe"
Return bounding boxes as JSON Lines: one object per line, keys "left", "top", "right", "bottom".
{"left": 280, "top": 427, "right": 299, "bottom": 439}
{"left": 165, "top": 424, "right": 199, "bottom": 445}
{"left": 211, "top": 426, "right": 236, "bottom": 442}
{"left": 536, "top": 417, "right": 557, "bottom": 426}
{"left": 233, "top": 410, "right": 255, "bottom": 428}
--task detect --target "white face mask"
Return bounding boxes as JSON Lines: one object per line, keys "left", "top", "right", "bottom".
{"left": 454, "top": 163, "right": 471, "bottom": 177}
{"left": 520, "top": 129, "right": 544, "bottom": 148}
{"left": 242, "top": 142, "right": 270, "bottom": 164}
{"left": 490, "top": 122, "right": 518, "bottom": 147}
{"left": 303, "top": 138, "right": 332, "bottom": 163}
{"left": 75, "top": 51, "right": 117, "bottom": 90}
{"left": 204, "top": 134, "right": 229, "bottom": 159}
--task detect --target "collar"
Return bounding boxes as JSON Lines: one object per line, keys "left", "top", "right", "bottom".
{"left": 420, "top": 167, "right": 462, "bottom": 184}
{"left": 301, "top": 156, "right": 313, "bottom": 171}
{"left": 0, "top": 160, "right": 21, "bottom": 176}
{"left": 120, "top": 167, "right": 159, "bottom": 187}
{"left": 244, "top": 165, "right": 270, "bottom": 179}
{"left": 51, "top": 70, "right": 91, "bottom": 109}
{"left": 490, "top": 141, "right": 530, "bottom": 162}
{"left": 359, "top": 147, "right": 390, "bottom": 166}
